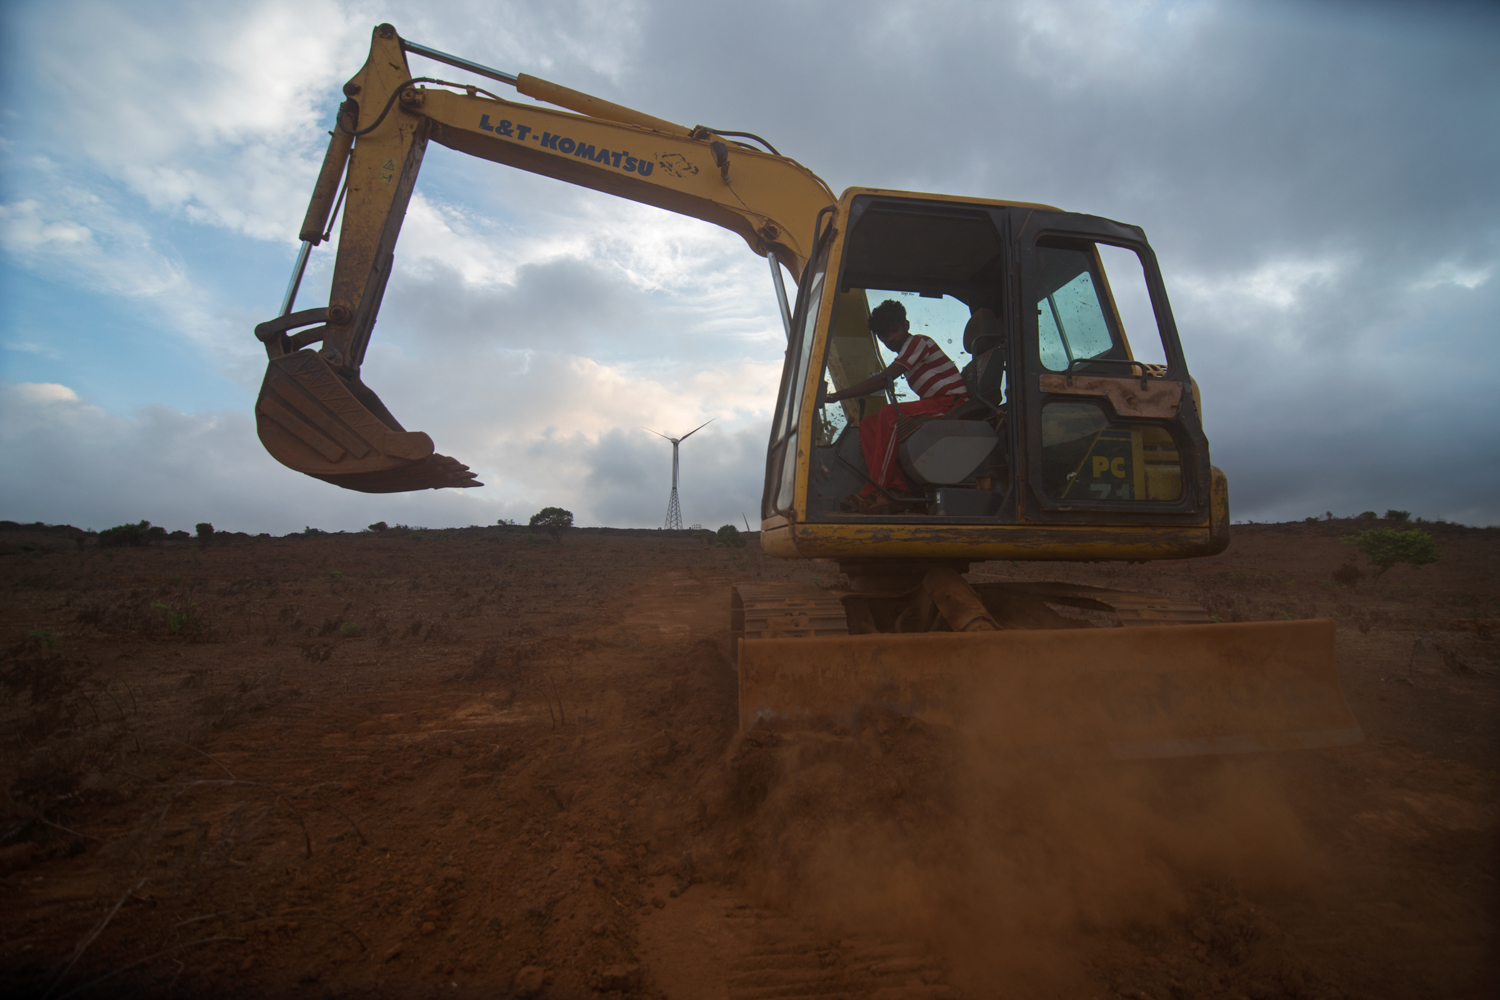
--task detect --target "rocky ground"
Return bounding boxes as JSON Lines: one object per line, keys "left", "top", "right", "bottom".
{"left": 0, "top": 518, "right": 1495, "bottom": 998}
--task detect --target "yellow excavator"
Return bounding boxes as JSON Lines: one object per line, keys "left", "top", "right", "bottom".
{"left": 254, "top": 24, "right": 1359, "bottom": 759}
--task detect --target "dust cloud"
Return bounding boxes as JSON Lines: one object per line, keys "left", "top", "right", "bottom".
{"left": 707, "top": 714, "right": 1314, "bottom": 995}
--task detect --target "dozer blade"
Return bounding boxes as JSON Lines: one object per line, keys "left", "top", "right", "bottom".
{"left": 738, "top": 619, "right": 1361, "bottom": 760}
{"left": 255, "top": 350, "right": 481, "bottom": 493}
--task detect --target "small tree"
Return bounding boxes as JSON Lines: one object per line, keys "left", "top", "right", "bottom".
{"left": 98, "top": 520, "right": 152, "bottom": 548}
{"left": 529, "top": 507, "right": 574, "bottom": 541}
{"left": 1357, "top": 511, "right": 1377, "bottom": 520}
{"left": 1385, "top": 509, "right": 1410, "bottom": 523}
{"left": 196, "top": 522, "right": 215, "bottom": 545}
{"left": 1344, "top": 528, "right": 1439, "bottom": 580}
{"left": 716, "top": 524, "right": 747, "bottom": 548}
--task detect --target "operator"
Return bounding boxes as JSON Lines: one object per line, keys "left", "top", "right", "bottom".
{"left": 826, "top": 299, "right": 966, "bottom": 502}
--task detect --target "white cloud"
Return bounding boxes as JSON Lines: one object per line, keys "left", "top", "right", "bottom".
{"left": 8, "top": 382, "right": 81, "bottom": 404}
{"left": 1174, "top": 253, "right": 1351, "bottom": 316}
{"left": 0, "top": 199, "right": 91, "bottom": 251}
{"left": 0, "top": 194, "right": 189, "bottom": 300}
{"left": 1413, "top": 261, "right": 1492, "bottom": 292}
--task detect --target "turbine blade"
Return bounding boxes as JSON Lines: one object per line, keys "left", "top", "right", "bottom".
{"left": 679, "top": 418, "right": 714, "bottom": 442}
{"left": 645, "top": 429, "right": 671, "bottom": 440}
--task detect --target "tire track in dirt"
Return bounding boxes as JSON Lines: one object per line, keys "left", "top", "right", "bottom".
{"left": 640, "top": 886, "right": 954, "bottom": 1000}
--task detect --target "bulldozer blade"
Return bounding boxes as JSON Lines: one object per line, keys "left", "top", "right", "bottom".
{"left": 738, "top": 619, "right": 1361, "bottom": 760}
{"left": 255, "top": 349, "right": 481, "bottom": 492}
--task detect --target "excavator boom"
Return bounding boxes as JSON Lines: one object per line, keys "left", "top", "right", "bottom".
{"left": 255, "top": 23, "right": 832, "bottom": 492}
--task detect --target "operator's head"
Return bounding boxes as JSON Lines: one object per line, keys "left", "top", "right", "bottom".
{"left": 963, "top": 307, "right": 1004, "bottom": 355}
{"left": 868, "top": 299, "right": 910, "bottom": 349}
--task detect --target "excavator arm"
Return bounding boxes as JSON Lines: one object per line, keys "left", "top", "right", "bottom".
{"left": 255, "top": 23, "right": 834, "bottom": 492}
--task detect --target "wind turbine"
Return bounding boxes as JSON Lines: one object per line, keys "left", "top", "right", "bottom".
{"left": 648, "top": 420, "right": 712, "bottom": 530}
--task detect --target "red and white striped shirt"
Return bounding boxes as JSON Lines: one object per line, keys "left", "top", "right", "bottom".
{"left": 895, "top": 334, "right": 966, "bottom": 399}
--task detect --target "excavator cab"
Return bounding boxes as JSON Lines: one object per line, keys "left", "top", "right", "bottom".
{"left": 761, "top": 190, "right": 1222, "bottom": 562}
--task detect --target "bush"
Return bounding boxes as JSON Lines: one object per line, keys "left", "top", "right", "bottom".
{"left": 1331, "top": 560, "right": 1364, "bottom": 588}
{"left": 1385, "top": 509, "right": 1410, "bottom": 523}
{"left": 529, "top": 507, "right": 574, "bottom": 541}
{"left": 1344, "top": 528, "right": 1440, "bottom": 580}
{"left": 716, "top": 524, "right": 747, "bottom": 548}
{"left": 196, "top": 522, "right": 215, "bottom": 542}
{"left": 98, "top": 520, "right": 165, "bottom": 548}
{"left": 1357, "top": 511, "right": 1377, "bottom": 520}
{"left": 152, "top": 600, "right": 202, "bottom": 635}
{"left": 367, "top": 521, "right": 388, "bottom": 532}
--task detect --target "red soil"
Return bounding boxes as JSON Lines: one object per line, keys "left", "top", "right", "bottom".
{"left": 0, "top": 520, "right": 1495, "bottom": 998}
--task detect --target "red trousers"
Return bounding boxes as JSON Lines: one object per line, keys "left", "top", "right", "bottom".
{"left": 858, "top": 396, "right": 963, "bottom": 497}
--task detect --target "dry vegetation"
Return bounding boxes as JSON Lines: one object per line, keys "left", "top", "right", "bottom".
{"left": 0, "top": 518, "right": 1495, "bottom": 998}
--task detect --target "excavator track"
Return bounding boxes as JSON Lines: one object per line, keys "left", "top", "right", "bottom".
{"left": 731, "top": 583, "right": 850, "bottom": 656}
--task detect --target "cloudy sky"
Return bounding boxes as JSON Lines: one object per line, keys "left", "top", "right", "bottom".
{"left": 2, "top": 0, "right": 1496, "bottom": 534}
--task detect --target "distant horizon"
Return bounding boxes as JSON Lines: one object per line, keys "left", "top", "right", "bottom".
{"left": 3, "top": 2, "right": 1497, "bottom": 533}
{"left": 5, "top": 510, "right": 1493, "bottom": 538}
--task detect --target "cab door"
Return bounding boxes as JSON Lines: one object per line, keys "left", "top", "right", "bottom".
{"left": 1011, "top": 210, "right": 1211, "bottom": 522}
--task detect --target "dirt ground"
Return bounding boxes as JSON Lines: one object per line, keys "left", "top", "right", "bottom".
{"left": 0, "top": 518, "right": 1495, "bottom": 999}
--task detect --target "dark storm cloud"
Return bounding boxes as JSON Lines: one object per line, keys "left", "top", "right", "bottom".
{"left": 573, "top": 0, "right": 1499, "bottom": 522}
{"left": 378, "top": 256, "right": 638, "bottom": 353}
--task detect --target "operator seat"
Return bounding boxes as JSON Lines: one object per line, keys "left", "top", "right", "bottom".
{"left": 894, "top": 308, "right": 1007, "bottom": 486}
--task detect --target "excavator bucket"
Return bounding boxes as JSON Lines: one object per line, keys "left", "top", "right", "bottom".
{"left": 738, "top": 619, "right": 1361, "bottom": 760}
{"left": 255, "top": 349, "right": 481, "bottom": 493}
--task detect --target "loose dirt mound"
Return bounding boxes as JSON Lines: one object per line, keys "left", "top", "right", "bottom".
{"left": 0, "top": 521, "right": 1496, "bottom": 998}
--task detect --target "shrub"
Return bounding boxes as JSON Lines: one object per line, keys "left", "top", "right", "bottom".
{"left": 301, "top": 526, "right": 328, "bottom": 537}
{"left": 168, "top": 529, "right": 190, "bottom": 540}
{"left": 1344, "top": 528, "right": 1440, "bottom": 580}
{"left": 1385, "top": 509, "right": 1410, "bottom": 523}
{"left": 529, "top": 507, "right": 574, "bottom": 541}
{"left": 716, "top": 524, "right": 747, "bottom": 548}
{"left": 367, "top": 521, "right": 388, "bottom": 532}
{"left": 339, "top": 622, "right": 362, "bottom": 637}
{"left": 196, "top": 522, "right": 215, "bottom": 542}
{"left": 98, "top": 520, "right": 160, "bottom": 548}
{"left": 1357, "top": 511, "right": 1376, "bottom": 520}
{"left": 1330, "top": 560, "right": 1364, "bottom": 588}
{"left": 152, "top": 600, "right": 202, "bottom": 635}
